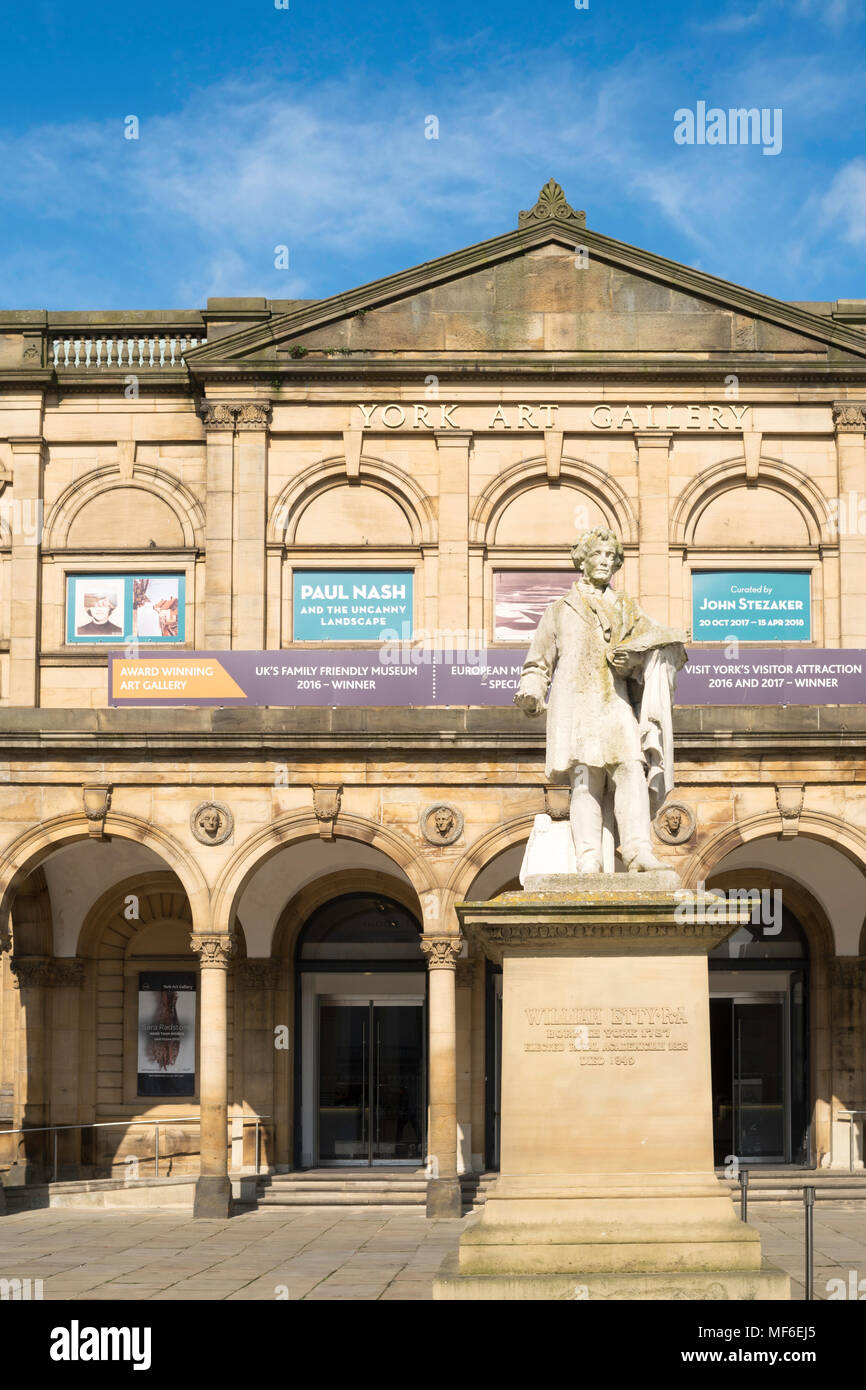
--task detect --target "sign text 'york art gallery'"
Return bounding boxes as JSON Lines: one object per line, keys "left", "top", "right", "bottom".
{"left": 109, "top": 648, "right": 866, "bottom": 707}
{"left": 355, "top": 402, "right": 752, "bottom": 431}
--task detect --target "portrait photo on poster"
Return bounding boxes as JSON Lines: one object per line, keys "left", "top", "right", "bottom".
{"left": 66, "top": 573, "right": 185, "bottom": 644}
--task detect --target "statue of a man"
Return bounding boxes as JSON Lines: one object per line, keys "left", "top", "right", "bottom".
{"left": 515, "top": 526, "right": 687, "bottom": 874}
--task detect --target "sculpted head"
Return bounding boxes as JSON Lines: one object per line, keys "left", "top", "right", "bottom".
{"left": 433, "top": 806, "right": 455, "bottom": 838}
{"left": 571, "top": 527, "right": 624, "bottom": 587}
{"left": 664, "top": 808, "right": 682, "bottom": 834}
{"left": 197, "top": 807, "right": 222, "bottom": 838}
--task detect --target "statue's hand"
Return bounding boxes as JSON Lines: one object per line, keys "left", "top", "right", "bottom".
{"left": 609, "top": 646, "right": 635, "bottom": 675}
{"left": 514, "top": 691, "right": 545, "bottom": 716}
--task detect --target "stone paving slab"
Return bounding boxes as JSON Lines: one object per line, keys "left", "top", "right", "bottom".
{"left": 0, "top": 1203, "right": 865, "bottom": 1300}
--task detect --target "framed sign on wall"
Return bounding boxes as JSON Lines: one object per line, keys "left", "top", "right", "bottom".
{"left": 493, "top": 571, "right": 574, "bottom": 640}
{"left": 66, "top": 573, "right": 185, "bottom": 644}
{"left": 691, "top": 571, "right": 811, "bottom": 642}
{"left": 137, "top": 971, "right": 196, "bottom": 1097}
{"left": 293, "top": 569, "right": 413, "bottom": 641}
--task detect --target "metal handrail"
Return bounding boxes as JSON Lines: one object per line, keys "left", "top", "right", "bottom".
{"left": 1, "top": 1114, "right": 271, "bottom": 1183}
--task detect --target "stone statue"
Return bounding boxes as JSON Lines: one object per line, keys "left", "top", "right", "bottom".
{"left": 515, "top": 526, "right": 687, "bottom": 874}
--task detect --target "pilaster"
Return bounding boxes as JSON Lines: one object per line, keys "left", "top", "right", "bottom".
{"left": 833, "top": 403, "right": 866, "bottom": 647}
{"left": 7, "top": 436, "right": 44, "bottom": 705}
{"left": 634, "top": 430, "right": 672, "bottom": 622}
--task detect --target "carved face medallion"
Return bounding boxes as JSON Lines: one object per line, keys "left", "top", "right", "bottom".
{"left": 421, "top": 803, "right": 463, "bottom": 846}
{"left": 653, "top": 801, "right": 695, "bottom": 845}
{"left": 190, "top": 801, "right": 234, "bottom": 845}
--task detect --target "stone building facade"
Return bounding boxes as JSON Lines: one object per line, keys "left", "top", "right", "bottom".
{"left": 1, "top": 183, "right": 865, "bottom": 1217}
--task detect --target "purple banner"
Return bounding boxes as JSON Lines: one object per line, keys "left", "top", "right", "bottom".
{"left": 108, "top": 648, "right": 866, "bottom": 707}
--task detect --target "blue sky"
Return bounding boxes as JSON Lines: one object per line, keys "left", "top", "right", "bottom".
{"left": 0, "top": 0, "right": 864, "bottom": 309}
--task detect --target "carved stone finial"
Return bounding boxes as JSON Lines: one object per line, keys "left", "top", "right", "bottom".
{"left": 518, "top": 180, "right": 585, "bottom": 229}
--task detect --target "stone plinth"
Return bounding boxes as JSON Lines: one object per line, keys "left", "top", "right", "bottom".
{"left": 434, "top": 879, "right": 790, "bottom": 1300}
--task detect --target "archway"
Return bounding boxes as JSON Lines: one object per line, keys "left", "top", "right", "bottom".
{"left": 704, "top": 845, "right": 843, "bottom": 1169}
{"left": 293, "top": 891, "right": 425, "bottom": 1168}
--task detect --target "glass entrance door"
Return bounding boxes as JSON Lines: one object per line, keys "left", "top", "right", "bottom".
{"left": 317, "top": 999, "right": 424, "bottom": 1165}
{"left": 710, "top": 993, "right": 788, "bottom": 1163}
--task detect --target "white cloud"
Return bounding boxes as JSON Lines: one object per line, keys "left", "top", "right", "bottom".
{"left": 0, "top": 45, "right": 862, "bottom": 306}
{"left": 819, "top": 158, "right": 866, "bottom": 248}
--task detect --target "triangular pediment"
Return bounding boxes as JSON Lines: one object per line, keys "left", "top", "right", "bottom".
{"left": 186, "top": 185, "right": 866, "bottom": 368}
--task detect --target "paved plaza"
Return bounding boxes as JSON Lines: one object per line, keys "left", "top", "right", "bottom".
{"left": 0, "top": 1203, "right": 864, "bottom": 1301}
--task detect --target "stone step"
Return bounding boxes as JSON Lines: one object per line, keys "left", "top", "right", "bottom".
{"left": 261, "top": 1183, "right": 428, "bottom": 1196}
{"left": 258, "top": 1191, "right": 426, "bottom": 1207}
{"left": 254, "top": 1170, "right": 495, "bottom": 1213}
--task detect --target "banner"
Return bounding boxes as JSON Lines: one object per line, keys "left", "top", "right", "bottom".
{"left": 109, "top": 647, "right": 866, "bottom": 707}
{"left": 137, "top": 971, "right": 196, "bottom": 1097}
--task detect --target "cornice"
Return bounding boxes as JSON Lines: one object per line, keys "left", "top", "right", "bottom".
{"left": 186, "top": 358, "right": 866, "bottom": 386}
{"left": 0, "top": 706, "right": 861, "bottom": 759}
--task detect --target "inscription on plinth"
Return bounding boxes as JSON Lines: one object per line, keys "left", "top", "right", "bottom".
{"left": 500, "top": 954, "right": 711, "bottom": 1175}
{"left": 522, "top": 1004, "right": 689, "bottom": 1063}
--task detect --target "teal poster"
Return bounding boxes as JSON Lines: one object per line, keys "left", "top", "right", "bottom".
{"left": 692, "top": 571, "right": 811, "bottom": 641}
{"left": 293, "top": 570, "right": 413, "bottom": 640}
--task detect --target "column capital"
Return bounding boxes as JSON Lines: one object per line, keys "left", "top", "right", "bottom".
{"left": 833, "top": 402, "right": 866, "bottom": 434}
{"left": 191, "top": 932, "right": 238, "bottom": 969}
{"left": 237, "top": 957, "right": 280, "bottom": 990}
{"left": 420, "top": 935, "right": 463, "bottom": 970}
{"left": 10, "top": 956, "right": 84, "bottom": 989}
{"left": 199, "top": 400, "right": 272, "bottom": 432}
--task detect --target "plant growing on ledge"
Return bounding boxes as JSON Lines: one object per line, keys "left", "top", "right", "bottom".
{"left": 288, "top": 344, "right": 308, "bottom": 359}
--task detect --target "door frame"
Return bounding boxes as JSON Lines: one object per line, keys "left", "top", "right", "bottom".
{"left": 315, "top": 993, "right": 427, "bottom": 1167}
{"left": 294, "top": 967, "right": 428, "bottom": 1168}
{"left": 709, "top": 965, "right": 810, "bottom": 1165}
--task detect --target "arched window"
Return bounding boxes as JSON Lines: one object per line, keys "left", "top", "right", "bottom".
{"left": 296, "top": 893, "right": 423, "bottom": 965}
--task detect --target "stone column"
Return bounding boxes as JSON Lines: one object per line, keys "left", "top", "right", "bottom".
{"left": 191, "top": 932, "right": 236, "bottom": 1217}
{"left": 455, "top": 958, "right": 476, "bottom": 1173}
{"left": 48, "top": 959, "right": 85, "bottom": 1179}
{"left": 421, "top": 934, "right": 462, "bottom": 1217}
{"left": 7, "top": 437, "right": 45, "bottom": 706}
{"left": 634, "top": 430, "right": 672, "bottom": 623}
{"left": 236, "top": 959, "right": 279, "bottom": 1171}
{"left": 8, "top": 957, "right": 51, "bottom": 1183}
{"left": 829, "top": 957, "right": 866, "bottom": 1168}
{"left": 833, "top": 404, "right": 866, "bottom": 647}
{"left": 469, "top": 955, "right": 486, "bottom": 1171}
